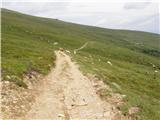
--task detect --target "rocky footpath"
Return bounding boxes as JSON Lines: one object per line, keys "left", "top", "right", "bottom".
{"left": 87, "top": 73, "right": 138, "bottom": 120}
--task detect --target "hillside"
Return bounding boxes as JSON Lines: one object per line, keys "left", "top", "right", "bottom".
{"left": 1, "top": 8, "right": 160, "bottom": 120}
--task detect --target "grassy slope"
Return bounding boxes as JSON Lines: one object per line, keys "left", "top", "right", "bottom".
{"left": 1, "top": 8, "right": 160, "bottom": 120}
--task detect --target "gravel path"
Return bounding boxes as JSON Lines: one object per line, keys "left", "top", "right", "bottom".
{"left": 25, "top": 51, "right": 125, "bottom": 120}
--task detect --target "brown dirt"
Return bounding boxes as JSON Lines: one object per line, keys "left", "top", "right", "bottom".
{"left": 1, "top": 71, "right": 43, "bottom": 119}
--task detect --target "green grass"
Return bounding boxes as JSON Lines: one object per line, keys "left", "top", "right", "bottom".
{"left": 1, "top": 8, "right": 160, "bottom": 120}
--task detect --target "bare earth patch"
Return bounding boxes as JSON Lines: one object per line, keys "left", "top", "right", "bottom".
{"left": 1, "top": 71, "right": 44, "bottom": 119}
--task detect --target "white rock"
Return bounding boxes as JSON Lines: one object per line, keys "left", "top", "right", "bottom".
{"left": 54, "top": 42, "right": 58, "bottom": 45}
{"left": 65, "top": 50, "right": 71, "bottom": 54}
{"left": 74, "top": 51, "right": 76, "bottom": 54}
{"left": 107, "top": 61, "right": 112, "bottom": 66}
{"left": 121, "top": 94, "right": 127, "bottom": 98}
{"left": 112, "top": 82, "right": 121, "bottom": 90}
{"left": 58, "top": 114, "right": 65, "bottom": 117}
{"left": 4, "top": 81, "right": 10, "bottom": 84}
{"left": 112, "top": 106, "right": 116, "bottom": 110}
{"left": 155, "top": 70, "right": 158, "bottom": 73}
{"left": 6, "top": 75, "right": 11, "bottom": 79}
{"left": 152, "top": 64, "right": 156, "bottom": 67}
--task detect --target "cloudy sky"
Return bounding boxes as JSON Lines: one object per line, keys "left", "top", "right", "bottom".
{"left": 2, "top": 0, "right": 160, "bottom": 34}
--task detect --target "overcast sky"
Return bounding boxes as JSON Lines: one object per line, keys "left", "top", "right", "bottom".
{"left": 2, "top": 0, "right": 160, "bottom": 34}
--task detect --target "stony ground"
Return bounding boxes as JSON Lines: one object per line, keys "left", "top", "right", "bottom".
{"left": 1, "top": 71, "right": 44, "bottom": 118}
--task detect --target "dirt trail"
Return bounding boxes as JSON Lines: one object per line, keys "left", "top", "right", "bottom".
{"left": 25, "top": 51, "right": 122, "bottom": 120}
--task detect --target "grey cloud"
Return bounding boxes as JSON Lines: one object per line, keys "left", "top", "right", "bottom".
{"left": 124, "top": 2, "right": 150, "bottom": 10}
{"left": 124, "top": 14, "right": 159, "bottom": 25}
{"left": 121, "top": 14, "right": 159, "bottom": 33}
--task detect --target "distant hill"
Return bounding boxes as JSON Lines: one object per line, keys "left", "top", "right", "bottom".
{"left": 1, "top": 8, "right": 160, "bottom": 120}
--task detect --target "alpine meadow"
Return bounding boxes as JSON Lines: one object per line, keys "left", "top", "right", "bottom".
{"left": 1, "top": 8, "right": 160, "bottom": 120}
